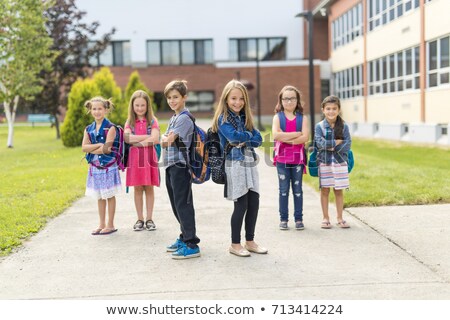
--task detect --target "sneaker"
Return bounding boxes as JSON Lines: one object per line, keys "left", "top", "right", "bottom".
{"left": 166, "top": 238, "right": 183, "bottom": 252}
{"left": 295, "top": 221, "right": 305, "bottom": 230}
{"left": 171, "top": 243, "right": 201, "bottom": 260}
{"left": 133, "top": 220, "right": 144, "bottom": 231}
{"left": 145, "top": 220, "right": 156, "bottom": 231}
{"left": 279, "top": 221, "right": 288, "bottom": 230}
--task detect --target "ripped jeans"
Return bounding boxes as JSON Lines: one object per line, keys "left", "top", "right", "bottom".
{"left": 276, "top": 163, "right": 304, "bottom": 222}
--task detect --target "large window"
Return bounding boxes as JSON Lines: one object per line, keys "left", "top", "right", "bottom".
{"left": 332, "top": 3, "right": 363, "bottom": 50}
{"left": 427, "top": 35, "right": 450, "bottom": 87}
{"left": 89, "top": 41, "right": 131, "bottom": 66}
{"left": 147, "top": 39, "right": 213, "bottom": 65}
{"left": 368, "top": 46, "right": 420, "bottom": 95}
{"left": 229, "top": 37, "right": 286, "bottom": 61}
{"left": 368, "top": 0, "right": 420, "bottom": 32}
{"left": 332, "top": 65, "right": 363, "bottom": 99}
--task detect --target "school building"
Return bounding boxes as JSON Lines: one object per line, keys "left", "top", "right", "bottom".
{"left": 76, "top": 0, "right": 449, "bottom": 144}
{"left": 317, "top": 0, "right": 450, "bottom": 144}
{"left": 75, "top": 0, "right": 328, "bottom": 122}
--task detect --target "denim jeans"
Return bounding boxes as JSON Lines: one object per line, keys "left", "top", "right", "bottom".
{"left": 276, "top": 163, "right": 304, "bottom": 222}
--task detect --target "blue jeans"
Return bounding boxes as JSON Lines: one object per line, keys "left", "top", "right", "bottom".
{"left": 276, "top": 163, "right": 304, "bottom": 222}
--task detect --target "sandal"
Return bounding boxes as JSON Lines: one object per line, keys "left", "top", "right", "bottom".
{"left": 91, "top": 228, "right": 102, "bottom": 235}
{"left": 321, "top": 220, "right": 332, "bottom": 229}
{"left": 337, "top": 220, "right": 350, "bottom": 228}
{"left": 133, "top": 220, "right": 144, "bottom": 231}
{"left": 99, "top": 228, "right": 118, "bottom": 235}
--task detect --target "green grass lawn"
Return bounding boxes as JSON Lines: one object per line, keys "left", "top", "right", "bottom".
{"left": 0, "top": 126, "right": 87, "bottom": 256}
{"left": 261, "top": 133, "right": 450, "bottom": 207}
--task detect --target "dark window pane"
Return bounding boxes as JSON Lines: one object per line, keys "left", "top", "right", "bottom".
{"left": 390, "top": 54, "right": 396, "bottom": 78}
{"left": 397, "top": 4, "right": 403, "bottom": 17}
{"left": 390, "top": 81, "right": 396, "bottom": 92}
{"left": 415, "top": 76, "right": 420, "bottom": 88}
{"left": 113, "top": 42, "right": 123, "bottom": 66}
{"left": 405, "top": 49, "right": 412, "bottom": 75}
{"left": 204, "top": 40, "right": 213, "bottom": 64}
{"left": 429, "top": 73, "right": 438, "bottom": 87}
{"left": 267, "top": 38, "right": 286, "bottom": 60}
{"left": 398, "top": 52, "right": 403, "bottom": 76}
{"left": 441, "top": 73, "right": 449, "bottom": 84}
{"left": 414, "top": 46, "right": 420, "bottom": 74}
{"left": 441, "top": 37, "right": 449, "bottom": 68}
{"left": 405, "top": 79, "right": 412, "bottom": 89}
{"left": 398, "top": 80, "right": 403, "bottom": 91}
{"left": 429, "top": 40, "right": 437, "bottom": 70}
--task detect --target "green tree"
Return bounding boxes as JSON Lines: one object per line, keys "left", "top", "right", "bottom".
{"left": 60, "top": 79, "right": 100, "bottom": 147}
{"left": 0, "top": 0, "right": 57, "bottom": 148}
{"left": 93, "top": 67, "right": 125, "bottom": 126}
{"left": 124, "top": 71, "right": 156, "bottom": 113}
{"left": 32, "top": 0, "right": 114, "bottom": 140}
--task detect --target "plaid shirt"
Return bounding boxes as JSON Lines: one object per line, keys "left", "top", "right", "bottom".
{"left": 314, "top": 120, "right": 351, "bottom": 165}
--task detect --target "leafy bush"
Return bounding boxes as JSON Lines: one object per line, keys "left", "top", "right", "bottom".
{"left": 61, "top": 79, "right": 100, "bottom": 147}
{"left": 93, "top": 67, "right": 125, "bottom": 125}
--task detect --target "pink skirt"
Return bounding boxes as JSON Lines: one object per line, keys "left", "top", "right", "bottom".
{"left": 126, "top": 146, "right": 160, "bottom": 187}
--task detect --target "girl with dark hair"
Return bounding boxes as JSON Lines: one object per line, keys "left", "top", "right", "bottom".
{"left": 315, "top": 95, "right": 352, "bottom": 229}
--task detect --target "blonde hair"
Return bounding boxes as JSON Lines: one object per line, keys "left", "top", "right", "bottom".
{"left": 274, "top": 85, "right": 304, "bottom": 114}
{"left": 211, "top": 80, "right": 254, "bottom": 132}
{"left": 164, "top": 80, "right": 188, "bottom": 97}
{"left": 126, "top": 90, "right": 156, "bottom": 126}
{"left": 84, "top": 96, "right": 114, "bottom": 114}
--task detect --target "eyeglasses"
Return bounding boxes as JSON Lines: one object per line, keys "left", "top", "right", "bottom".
{"left": 281, "top": 97, "right": 297, "bottom": 103}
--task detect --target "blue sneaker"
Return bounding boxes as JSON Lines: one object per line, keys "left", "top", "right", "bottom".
{"left": 166, "top": 238, "right": 183, "bottom": 252}
{"left": 295, "top": 221, "right": 305, "bottom": 230}
{"left": 171, "top": 243, "right": 201, "bottom": 260}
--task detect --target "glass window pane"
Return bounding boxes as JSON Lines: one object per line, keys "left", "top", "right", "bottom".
{"left": 389, "top": 54, "right": 395, "bottom": 78}
{"left": 429, "top": 73, "right": 438, "bottom": 87}
{"left": 123, "top": 41, "right": 131, "bottom": 66}
{"left": 405, "top": 49, "right": 412, "bottom": 75}
{"left": 258, "top": 39, "right": 268, "bottom": 60}
{"left": 268, "top": 38, "right": 286, "bottom": 60}
{"left": 229, "top": 39, "right": 238, "bottom": 61}
{"left": 204, "top": 40, "right": 213, "bottom": 64}
{"left": 239, "top": 39, "right": 256, "bottom": 61}
{"left": 382, "top": 57, "right": 387, "bottom": 80}
{"left": 181, "top": 41, "right": 194, "bottom": 64}
{"left": 99, "top": 44, "right": 113, "bottom": 66}
{"left": 113, "top": 42, "right": 123, "bottom": 66}
{"left": 147, "top": 41, "right": 160, "bottom": 65}
{"left": 429, "top": 40, "right": 437, "bottom": 70}
{"left": 441, "top": 73, "right": 449, "bottom": 84}
{"left": 162, "top": 41, "right": 180, "bottom": 65}
{"left": 398, "top": 52, "right": 403, "bottom": 76}
{"left": 414, "top": 46, "right": 420, "bottom": 74}
{"left": 440, "top": 37, "right": 449, "bottom": 68}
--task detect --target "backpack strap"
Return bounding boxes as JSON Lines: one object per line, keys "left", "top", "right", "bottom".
{"left": 278, "top": 112, "right": 303, "bottom": 132}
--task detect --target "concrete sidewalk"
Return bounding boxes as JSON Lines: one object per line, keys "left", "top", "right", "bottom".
{"left": 0, "top": 140, "right": 449, "bottom": 299}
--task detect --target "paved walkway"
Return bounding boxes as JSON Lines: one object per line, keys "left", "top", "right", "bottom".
{"left": 0, "top": 121, "right": 449, "bottom": 299}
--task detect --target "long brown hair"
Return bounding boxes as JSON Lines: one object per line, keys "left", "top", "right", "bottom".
{"left": 211, "top": 80, "right": 254, "bottom": 132}
{"left": 126, "top": 90, "right": 156, "bottom": 126}
{"left": 274, "top": 85, "right": 304, "bottom": 115}
{"left": 321, "top": 95, "right": 344, "bottom": 139}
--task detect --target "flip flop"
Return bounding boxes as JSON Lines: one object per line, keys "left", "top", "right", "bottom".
{"left": 91, "top": 228, "right": 103, "bottom": 235}
{"left": 321, "top": 221, "right": 332, "bottom": 229}
{"left": 337, "top": 220, "right": 350, "bottom": 228}
{"left": 99, "top": 228, "right": 118, "bottom": 235}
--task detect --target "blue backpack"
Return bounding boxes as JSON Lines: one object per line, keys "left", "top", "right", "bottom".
{"left": 85, "top": 119, "right": 126, "bottom": 172}
{"left": 176, "top": 111, "right": 211, "bottom": 184}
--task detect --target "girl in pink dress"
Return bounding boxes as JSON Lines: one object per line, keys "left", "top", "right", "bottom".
{"left": 124, "top": 90, "right": 160, "bottom": 231}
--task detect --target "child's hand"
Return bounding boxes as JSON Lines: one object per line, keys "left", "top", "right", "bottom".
{"left": 335, "top": 139, "right": 343, "bottom": 145}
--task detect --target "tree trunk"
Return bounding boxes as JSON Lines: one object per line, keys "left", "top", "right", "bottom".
{"left": 4, "top": 96, "right": 19, "bottom": 148}
{"left": 54, "top": 114, "right": 61, "bottom": 139}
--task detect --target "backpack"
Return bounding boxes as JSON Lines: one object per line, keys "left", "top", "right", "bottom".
{"left": 85, "top": 120, "right": 125, "bottom": 172}
{"left": 176, "top": 111, "right": 210, "bottom": 184}
{"left": 308, "top": 121, "right": 354, "bottom": 177}
{"left": 273, "top": 112, "right": 306, "bottom": 165}
{"left": 207, "top": 128, "right": 232, "bottom": 184}
{"left": 123, "top": 120, "right": 161, "bottom": 168}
